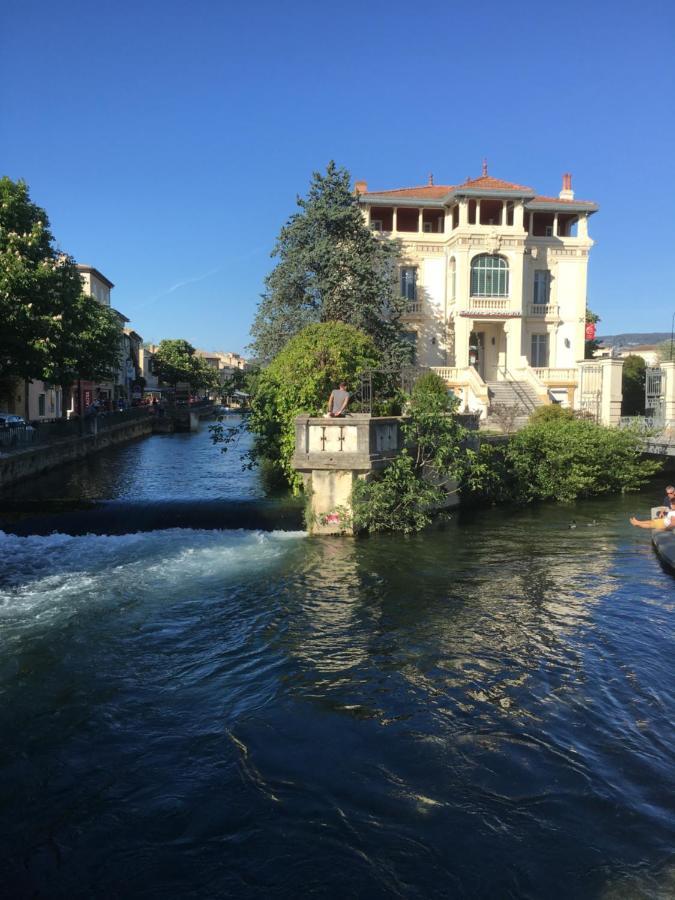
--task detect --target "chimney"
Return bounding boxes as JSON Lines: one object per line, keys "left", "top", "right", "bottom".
{"left": 354, "top": 180, "right": 368, "bottom": 194}
{"left": 559, "top": 172, "right": 574, "bottom": 200}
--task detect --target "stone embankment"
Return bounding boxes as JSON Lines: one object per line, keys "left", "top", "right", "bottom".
{"left": 0, "top": 404, "right": 216, "bottom": 490}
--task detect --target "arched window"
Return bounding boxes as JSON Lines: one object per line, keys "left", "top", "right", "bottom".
{"left": 470, "top": 254, "right": 509, "bottom": 297}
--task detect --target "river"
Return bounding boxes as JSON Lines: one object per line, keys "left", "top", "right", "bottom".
{"left": 1, "top": 422, "right": 674, "bottom": 898}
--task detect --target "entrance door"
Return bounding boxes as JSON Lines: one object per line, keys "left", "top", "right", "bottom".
{"left": 469, "top": 331, "right": 485, "bottom": 380}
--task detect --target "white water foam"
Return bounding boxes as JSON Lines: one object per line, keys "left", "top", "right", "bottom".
{"left": 0, "top": 528, "right": 305, "bottom": 635}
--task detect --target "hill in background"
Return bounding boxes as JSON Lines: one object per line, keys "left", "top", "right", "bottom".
{"left": 597, "top": 332, "right": 671, "bottom": 348}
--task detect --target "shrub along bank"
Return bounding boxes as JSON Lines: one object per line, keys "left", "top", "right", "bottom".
{"left": 354, "top": 401, "right": 661, "bottom": 533}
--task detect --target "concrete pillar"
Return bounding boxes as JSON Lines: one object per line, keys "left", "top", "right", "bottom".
{"left": 553, "top": 212, "right": 559, "bottom": 237}
{"left": 660, "top": 362, "right": 675, "bottom": 424}
{"left": 501, "top": 201, "right": 507, "bottom": 226}
{"left": 577, "top": 214, "right": 589, "bottom": 238}
{"left": 528, "top": 211, "right": 533, "bottom": 234}
{"left": 475, "top": 200, "right": 481, "bottom": 226}
{"left": 392, "top": 207, "right": 398, "bottom": 233}
{"left": 418, "top": 209, "right": 423, "bottom": 233}
{"left": 459, "top": 200, "right": 468, "bottom": 227}
{"left": 454, "top": 317, "right": 471, "bottom": 368}
{"left": 597, "top": 358, "right": 624, "bottom": 426}
{"left": 513, "top": 202, "right": 524, "bottom": 231}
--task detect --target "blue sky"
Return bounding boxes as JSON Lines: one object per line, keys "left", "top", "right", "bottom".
{"left": 2, "top": 0, "right": 674, "bottom": 353}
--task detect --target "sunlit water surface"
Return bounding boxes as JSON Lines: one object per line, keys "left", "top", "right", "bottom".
{"left": 1, "top": 425, "right": 674, "bottom": 898}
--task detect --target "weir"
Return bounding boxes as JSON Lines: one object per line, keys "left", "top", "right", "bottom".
{"left": 291, "top": 414, "right": 403, "bottom": 534}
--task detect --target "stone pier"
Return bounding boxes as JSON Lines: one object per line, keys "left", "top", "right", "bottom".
{"left": 291, "top": 414, "right": 403, "bottom": 535}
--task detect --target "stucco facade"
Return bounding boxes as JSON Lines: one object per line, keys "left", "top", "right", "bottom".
{"left": 357, "top": 168, "right": 597, "bottom": 413}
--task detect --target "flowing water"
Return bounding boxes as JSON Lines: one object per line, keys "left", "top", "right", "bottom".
{"left": 1, "top": 424, "right": 674, "bottom": 898}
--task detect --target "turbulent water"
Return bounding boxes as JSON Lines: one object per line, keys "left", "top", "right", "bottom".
{"left": 1, "top": 425, "right": 674, "bottom": 898}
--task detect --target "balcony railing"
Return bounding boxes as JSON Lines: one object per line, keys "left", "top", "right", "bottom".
{"left": 403, "top": 299, "right": 422, "bottom": 315}
{"left": 533, "top": 367, "right": 578, "bottom": 383}
{"left": 467, "top": 297, "right": 509, "bottom": 311}
{"left": 526, "top": 304, "right": 559, "bottom": 317}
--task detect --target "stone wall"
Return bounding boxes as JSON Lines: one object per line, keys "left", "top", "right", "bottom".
{"left": 0, "top": 417, "right": 154, "bottom": 490}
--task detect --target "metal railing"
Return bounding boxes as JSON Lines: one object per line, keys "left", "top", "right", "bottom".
{"left": 0, "top": 407, "right": 152, "bottom": 454}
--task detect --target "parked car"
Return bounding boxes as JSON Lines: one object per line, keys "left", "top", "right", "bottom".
{"left": 0, "top": 414, "right": 35, "bottom": 432}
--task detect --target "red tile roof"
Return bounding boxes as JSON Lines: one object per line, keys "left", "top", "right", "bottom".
{"left": 363, "top": 184, "right": 454, "bottom": 199}
{"left": 455, "top": 175, "right": 534, "bottom": 192}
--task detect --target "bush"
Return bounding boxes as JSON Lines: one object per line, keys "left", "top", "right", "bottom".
{"left": 528, "top": 404, "right": 574, "bottom": 424}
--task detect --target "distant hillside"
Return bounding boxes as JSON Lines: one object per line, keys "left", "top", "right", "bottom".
{"left": 597, "top": 332, "right": 671, "bottom": 348}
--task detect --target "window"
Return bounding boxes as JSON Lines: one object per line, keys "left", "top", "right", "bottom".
{"left": 400, "top": 267, "right": 417, "bottom": 301}
{"left": 545, "top": 225, "right": 553, "bottom": 237}
{"left": 423, "top": 221, "right": 433, "bottom": 233}
{"left": 533, "top": 270, "right": 550, "bottom": 305}
{"left": 38, "top": 393, "right": 45, "bottom": 417}
{"left": 470, "top": 255, "right": 509, "bottom": 297}
{"left": 531, "top": 334, "right": 549, "bottom": 367}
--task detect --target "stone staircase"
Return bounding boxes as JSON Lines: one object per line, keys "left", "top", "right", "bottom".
{"left": 481, "top": 380, "right": 546, "bottom": 432}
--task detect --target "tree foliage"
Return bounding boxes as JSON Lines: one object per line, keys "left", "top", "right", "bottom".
{"left": 250, "top": 161, "right": 408, "bottom": 367}
{"left": 0, "top": 176, "right": 123, "bottom": 396}
{"left": 246, "top": 322, "right": 381, "bottom": 490}
{"left": 621, "top": 354, "right": 646, "bottom": 416}
{"left": 464, "top": 416, "right": 660, "bottom": 505}
{"left": 152, "top": 339, "right": 220, "bottom": 393}
{"left": 352, "top": 371, "right": 466, "bottom": 533}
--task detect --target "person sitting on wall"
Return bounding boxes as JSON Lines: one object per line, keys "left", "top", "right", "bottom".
{"left": 326, "top": 382, "right": 350, "bottom": 418}
{"left": 654, "top": 484, "right": 675, "bottom": 518}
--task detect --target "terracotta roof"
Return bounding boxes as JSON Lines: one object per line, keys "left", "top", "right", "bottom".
{"left": 363, "top": 184, "right": 453, "bottom": 199}
{"left": 455, "top": 175, "right": 534, "bottom": 192}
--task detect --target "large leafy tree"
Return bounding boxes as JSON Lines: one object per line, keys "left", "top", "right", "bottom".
{"left": 43, "top": 256, "right": 123, "bottom": 411}
{"left": 621, "top": 354, "right": 646, "bottom": 416}
{"left": 0, "top": 177, "right": 60, "bottom": 381}
{"left": 227, "top": 322, "right": 381, "bottom": 490}
{"left": 0, "top": 176, "right": 124, "bottom": 410}
{"left": 250, "top": 161, "right": 408, "bottom": 367}
{"left": 152, "top": 339, "right": 220, "bottom": 393}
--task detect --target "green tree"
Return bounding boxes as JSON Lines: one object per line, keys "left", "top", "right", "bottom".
{"left": 43, "top": 255, "right": 123, "bottom": 413}
{"left": 250, "top": 161, "right": 407, "bottom": 367}
{"left": 621, "top": 354, "right": 646, "bottom": 416}
{"left": 152, "top": 339, "right": 219, "bottom": 394}
{"left": 0, "top": 177, "right": 60, "bottom": 381}
{"left": 247, "top": 322, "right": 381, "bottom": 489}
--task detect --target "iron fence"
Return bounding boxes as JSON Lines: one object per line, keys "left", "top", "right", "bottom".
{"left": 0, "top": 407, "right": 152, "bottom": 454}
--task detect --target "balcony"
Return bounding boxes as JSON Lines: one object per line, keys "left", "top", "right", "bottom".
{"left": 526, "top": 304, "right": 559, "bottom": 318}
{"left": 402, "top": 299, "right": 423, "bottom": 316}
{"left": 469, "top": 297, "right": 509, "bottom": 311}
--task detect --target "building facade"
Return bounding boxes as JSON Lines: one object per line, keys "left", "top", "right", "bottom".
{"left": 357, "top": 168, "right": 597, "bottom": 413}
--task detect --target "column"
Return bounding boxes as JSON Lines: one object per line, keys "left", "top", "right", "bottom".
{"left": 418, "top": 209, "right": 423, "bottom": 233}
{"left": 459, "top": 200, "right": 468, "bottom": 226}
{"left": 577, "top": 214, "right": 589, "bottom": 238}
{"left": 501, "top": 201, "right": 507, "bottom": 226}
{"left": 513, "top": 202, "right": 524, "bottom": 231}
{"left": 528, "top": 211, "right": 533, "bottom": 234}
{"left": 475, "top": 200, "right": 481, "bottom": 226}
{"left": 392, "top": 207, "right": 397, "bottom": 233}
{"left": 597, "top": 358, "right": 624, "bottom": 426}
{"left": 660, "top": 362, "right": 675, "bottom": 425}
{"left": 553, "top": 212, "right": 559, "bottom": 237}
{"left": 454, "top": 316, "right": 471, "bottom": 368}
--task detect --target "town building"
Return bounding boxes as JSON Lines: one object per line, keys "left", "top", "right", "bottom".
{"left": 356, "top": 166, "right": 598, "bottom": 414}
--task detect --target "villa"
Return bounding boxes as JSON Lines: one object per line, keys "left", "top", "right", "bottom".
{"left": 356, "top": 165, "right": 598, "bottom": 416}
